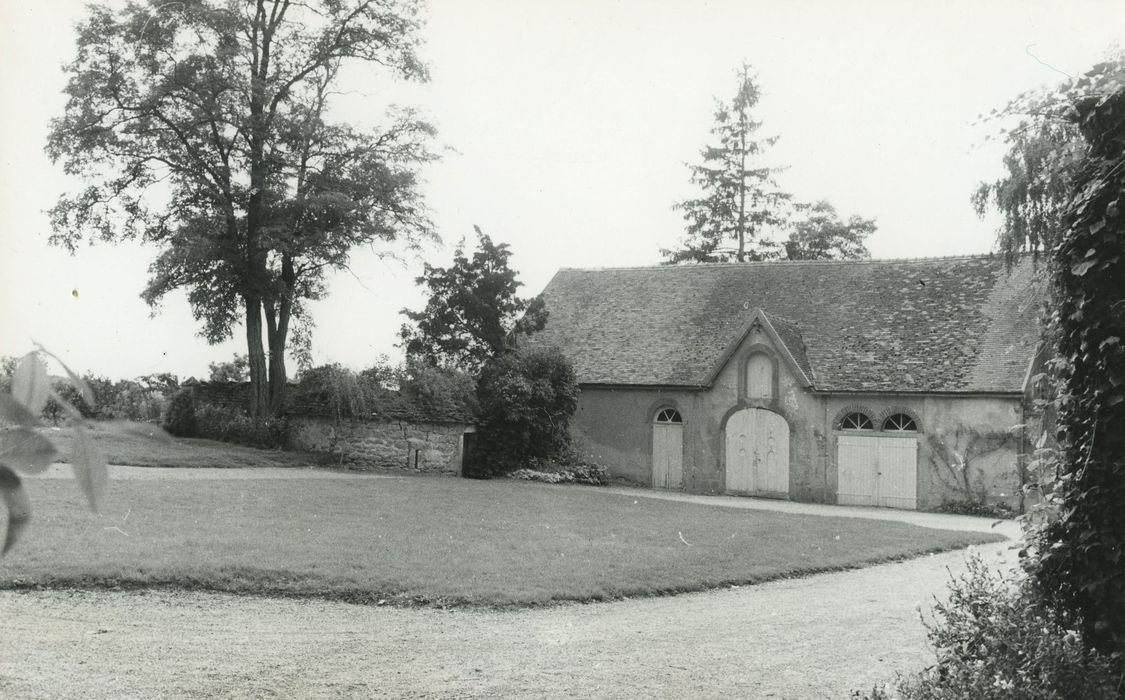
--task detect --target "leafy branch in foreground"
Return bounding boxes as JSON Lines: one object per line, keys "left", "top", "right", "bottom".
{"left": 0, "top": 348, "right": 109, "bottom": 555}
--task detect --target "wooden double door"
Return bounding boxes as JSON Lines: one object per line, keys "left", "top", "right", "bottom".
{"left": 725, "top": 408, "right": 790, "bottom": 496}
{"left": 837, "top": 435, "right": 918, "bottom": 509}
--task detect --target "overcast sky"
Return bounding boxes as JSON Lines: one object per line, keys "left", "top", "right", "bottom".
{"left": 1, "top": 1, "right": 1122, "bottom": 380}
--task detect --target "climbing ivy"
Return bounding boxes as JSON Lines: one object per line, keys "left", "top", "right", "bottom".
{"left": 1024, "top": 69, "right": 1125, "bottom": 660}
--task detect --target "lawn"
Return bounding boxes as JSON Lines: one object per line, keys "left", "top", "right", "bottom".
{"left": 39, "top": 420, "right": 321, "bottom": 469}
{"left": 0, "top": 475, "right": 1006, "bottom": 608}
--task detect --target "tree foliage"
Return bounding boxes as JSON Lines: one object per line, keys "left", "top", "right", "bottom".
{"left": 208, "top": 353, "right": 250, "bottom": 383}
{"left": 973, "top": 121, "right": 1085, "bottom": 265}
{"left": 400, "top": 227, "right": 547, "bottom": 373}
{"left": 665, "top": 64, "right": 791, "bottom": 263}
{"left": 47, "top": 0, "right": 436, "bottom": 418}
{"left": 783, "top": 200, "right": 875, "bottom": 260}
{"left": 472, "top": 347, "right": 579, "bottom": 474}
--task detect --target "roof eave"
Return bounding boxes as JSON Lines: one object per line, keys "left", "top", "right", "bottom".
{"left": 809, "top": 388, "right": 1024, "bottom": 397}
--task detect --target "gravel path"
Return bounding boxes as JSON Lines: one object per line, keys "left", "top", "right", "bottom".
{"left": 1, "top": 470, "right": 1021, "bottom": 698}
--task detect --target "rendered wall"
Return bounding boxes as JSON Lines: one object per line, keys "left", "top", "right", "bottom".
{"left": 823, "top": 394, "right": 1023, "bottom": 509}
{"left": 705, "top": 324, "right": 827, "bottom": 502}
{"left": 573, "top": 387, "right": 700, "bottom": 487}
{"left": 572, "top": 322, "right": 827, "bottom": 499}
{"left": 574, "top": 322, "right": 1025, "bottom": 509}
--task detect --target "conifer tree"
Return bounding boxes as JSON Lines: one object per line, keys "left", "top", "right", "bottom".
{"left": 665, "top": 64, "right": 791, "bottom": 263}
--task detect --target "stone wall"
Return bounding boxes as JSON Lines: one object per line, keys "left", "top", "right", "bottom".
{"left": 289, "top": 416, "right": 473, "bottom": 476}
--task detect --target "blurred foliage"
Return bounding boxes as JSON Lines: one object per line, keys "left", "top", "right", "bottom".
{"left": 0, "top": 348, "right": 113, "bottom": 555}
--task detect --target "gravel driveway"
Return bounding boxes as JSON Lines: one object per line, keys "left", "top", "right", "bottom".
{"left": 0, "top": 468, "right": 1020, "bottom": 699}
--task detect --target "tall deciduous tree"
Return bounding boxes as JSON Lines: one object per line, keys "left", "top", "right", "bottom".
{"left": 47, "top": 0, "right": 435, "bottom": 418}
{"left": 972, "top": 121, "right": 1084, "bottom": 265}
{"left": 783, "top": 200, "right": 875, "bottom": 260}
{"left": 400, "top": 227, "right": 547, "bottom": 373}
{"left": 664, "top": 64, "right": 791, "bottom": 263}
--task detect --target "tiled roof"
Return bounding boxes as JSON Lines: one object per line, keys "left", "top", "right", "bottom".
{"left": 530, "top": 255, "right": 1039, "bottom": 393}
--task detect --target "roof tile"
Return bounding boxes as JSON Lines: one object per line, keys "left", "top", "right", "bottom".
{"left": 530, "top": 256, "right": 1039, "bottom": 392}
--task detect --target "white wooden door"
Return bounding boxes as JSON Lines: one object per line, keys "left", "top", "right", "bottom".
{"left": 876, "top": 438, "right": 918, "bottom": 509}
{"left": 652, "top": 423, "right": 683, "bottom": 489}
{"left": 837, "top": 435, "right": 918, "bottom": 509}
{"left": 725, "top": 408, "right": 789, "bottom": 496}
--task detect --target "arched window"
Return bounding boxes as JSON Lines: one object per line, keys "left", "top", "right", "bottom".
{"left": 655, "top": 408, "right": 682, "bottom": 424}
{"left": 746, "top": 352, "right": 773, "bottom": 400}
{"left": 840, "top": 412, "right": 874, "bottom": 430}
{"left": 882, "top": 413, "right": 918, "bottom": 432}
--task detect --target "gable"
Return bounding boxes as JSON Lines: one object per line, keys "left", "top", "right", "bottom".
{"left": 530, "top": 256, "right": 1039, "bottom": 393}
{"left": 703, "top": 309, "right": 813, "bottom": 389}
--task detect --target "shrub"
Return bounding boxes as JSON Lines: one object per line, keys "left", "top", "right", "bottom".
{"left": 397, "top": 359, "right": 478, "bottom": 422}
{"left": 163, "top": 389, "right": 198, "bottom": 437}
{"left": 293, "top": 364, "right": 369, "bottom": 420}
{"left": 194, "top": 404, "right": 288, "bottom": 450}
{"left": 472, "top": 347, "right": 579, "bottom": 475}
{"left": 933, "top": 500, "right": 1016, "bottom": 519}
{"left": 854, "top": 556, "right": 1120, "bottom": 700}
{"left": 511, "top": 456, "right": 610, "bottom": 486}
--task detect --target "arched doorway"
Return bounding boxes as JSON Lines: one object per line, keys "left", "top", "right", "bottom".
{"left": 652, "top": 407, "right": 683, "bottom": 489}
{"left": 725, "top": 407, "right": 789, "bottom": 496}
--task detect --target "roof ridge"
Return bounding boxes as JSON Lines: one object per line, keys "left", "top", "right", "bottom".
{"left": 557, "top": 252, "right": 1001, "bottom": 273}
{"left": 761, "top": 310, "right": 803, "bottom": 328}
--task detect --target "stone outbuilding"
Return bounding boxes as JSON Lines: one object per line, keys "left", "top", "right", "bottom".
{"left": 529, "top": 255, "right": 1040, "bottom": 510}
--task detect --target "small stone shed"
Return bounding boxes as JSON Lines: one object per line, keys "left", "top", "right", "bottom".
{"left": 186, "top": 380, "right": 476, "bottom": 476}
{"left": 529, "top": 255, "right": 1040, "bottom": 510}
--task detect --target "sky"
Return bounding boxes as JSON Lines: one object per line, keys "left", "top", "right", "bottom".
{"left": 1, "top": 0, "right": 1122, "bottom": 381}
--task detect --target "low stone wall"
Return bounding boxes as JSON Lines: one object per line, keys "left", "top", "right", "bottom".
{"left": 289, "top": 416, "right": 473, "bottom": 476}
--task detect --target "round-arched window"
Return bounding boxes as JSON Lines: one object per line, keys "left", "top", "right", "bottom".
{"left": 883, "top": 413, "right": 918, "bottom": 432}
{"left": 655, "top": 408, "right": 682, "bottom": 424}
{"left": 840, "top": 412, "right": 874, "bottom": 430}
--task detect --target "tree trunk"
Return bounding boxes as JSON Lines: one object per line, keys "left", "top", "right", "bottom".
{"left": 244, "top": 296, "right": 269, "bottom": 420}
{"left": 264, "top": 253, "right": 296, "bottom": 416}
{"left": 736, "top": 122, "right": 747, "bottom": 262}
{"left": 265, "top": 301, "right": 291, "bottom": 417}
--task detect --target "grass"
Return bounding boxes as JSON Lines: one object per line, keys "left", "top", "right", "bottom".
{"left": 39, "top": 420, "right": 321, "bottom": 469}
{"left": 1, "top": 475, "right": 1006, "bottom": 608}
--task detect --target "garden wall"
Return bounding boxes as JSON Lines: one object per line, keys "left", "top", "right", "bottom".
{"left": 288, "top": 417, "right": 474, "bottom": 476}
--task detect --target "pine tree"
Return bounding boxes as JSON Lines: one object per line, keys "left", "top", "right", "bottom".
{"left": 665, "top": 64, "right": 791, "bottom": 263}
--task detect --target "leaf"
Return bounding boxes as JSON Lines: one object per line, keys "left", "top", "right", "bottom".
{"left": 1071, "top": 259, "right": 1097, "bottom": 277}
{"left": 0, "top": 394, "right": 39, "bottom": 426}
{"left": 0, "top": 464, "right": 31, "bottom": 556}
{"left": 0, "top": 427, "right": 57, "bottom": 474}
{"left": 47, "top": 388, "right": 82, "bottom": 420}
{"left": 71, "top": 423, "right": 108, "bottom": 513}
{"left": 10, "top": 352, "right": 49, "bottom": 414}
{"left": 34, "top": 344, "right": 95, "bottom": 409}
